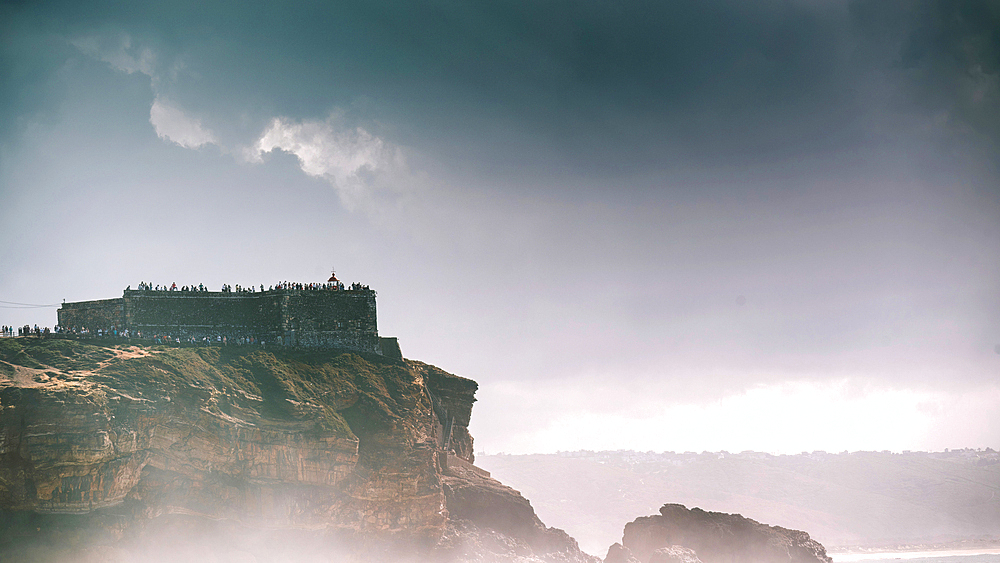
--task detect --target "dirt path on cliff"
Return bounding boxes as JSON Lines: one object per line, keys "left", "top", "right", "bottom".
{"left": 0, "top": 363, "right": 93, "bottom": 390}
{"left": 106, "top": 346, "right": 152, "bottom": 362}
{"left": 88, "top": 345, "right": 152, "bottom": 371}
{"left": 0, "top": 363, "right": 51, "bottom": 388}
{"left": 0, "top": 345, "right": 150, "bottom": 390}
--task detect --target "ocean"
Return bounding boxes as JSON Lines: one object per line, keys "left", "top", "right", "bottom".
{"left": 830, "top": 550, "right": 1000, "bottom": 563}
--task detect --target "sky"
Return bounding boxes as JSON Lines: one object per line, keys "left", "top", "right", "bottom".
{"left": 1, "top": 0, "right": 998, "bottom": 455}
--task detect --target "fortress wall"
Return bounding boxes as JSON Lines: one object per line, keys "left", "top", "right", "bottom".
{"left": 282, "top": 290, "right": 379, "bottom": 353}
{"left": 283, "top": 291, "right": 376, "bottom": 333}
{"left": 122, "top": 291, "right": 284, "bottom": 337}
{"left": 286, "top": 328, "right": 379, "bottom": 353}
{"left": 57, "top": 298, "right": 124, "bottom": 331}
{"left": 378, "top": 337, "right": 402, "bottom": 359}
{"left": 57, "top": 289, "right": 381, "bottom": 353}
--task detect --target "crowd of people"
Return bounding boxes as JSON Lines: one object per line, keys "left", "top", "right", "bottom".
{"left": 3, "top": 317, "right": 295, "bottom": 348}
{"left": 56, "top": 325, "right": 128, "bottom": 338}
{"left": 273, "top": 281, "right": 354, "bottom": 291}
{"left": 1, "top": 325, "right": 51, "bottom": 337}
{"left": 145, "top": 333, "right": 270, "bottom": 347}
{"left": 127, "top": 280, "right": 371, "bottom": 293}
{"left": 8, "top": 323, "right": 274, "bottom": 349}
{"left": 133, "top": 282, "right": 209, "bottom": 292}
{"left": 221, "top": 284, "right": 267, "bottom": 293}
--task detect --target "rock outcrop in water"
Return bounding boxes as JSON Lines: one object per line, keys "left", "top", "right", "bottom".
{"left": 0, "top": 337, "right": 595, "bottom": 562}
{"left": 607, "top": 503, "right": 831, "bottom": 563}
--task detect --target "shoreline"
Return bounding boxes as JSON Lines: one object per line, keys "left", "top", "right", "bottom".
{"left": 829, "top": 548, "right": 1000, "bottom": 561}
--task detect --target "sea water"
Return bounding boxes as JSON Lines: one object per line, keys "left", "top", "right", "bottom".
{"left": 831, "top": 550, "right": 1000, "bottom": 563}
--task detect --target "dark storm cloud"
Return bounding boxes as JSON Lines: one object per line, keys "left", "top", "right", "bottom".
{"left": 7, "top": 0, "right": 996, "bottom": 180}
{"left": 852, "top": 0, "right": 1000, "bottom": 147}
{"left": 0, "top": 3, "right": 78, "bottom": 143}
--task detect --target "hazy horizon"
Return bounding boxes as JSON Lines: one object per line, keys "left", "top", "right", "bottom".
{"left": 477, "top": 449, "right": 1000, "bottom": 555}
{"left": 2, "top": 0, "right": 998, "bottom": 456}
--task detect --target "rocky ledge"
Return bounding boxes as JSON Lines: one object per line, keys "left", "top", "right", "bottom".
{"left": 0, "top": 337, "right": 594, "bottom": 562}
{"left": 606, "top": 504, "right": 832, "bottom": 563}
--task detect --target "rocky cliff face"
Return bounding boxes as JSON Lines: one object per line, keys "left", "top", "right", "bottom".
{"left": 607, "top": 504, "right": 832, "bottom": 563}
{"left": 0, "top": 338, "right": 595, "bottom": 562}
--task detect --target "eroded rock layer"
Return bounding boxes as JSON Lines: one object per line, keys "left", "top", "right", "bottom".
{"left": 0, "top": 338, "right": 592, "bottom": 562}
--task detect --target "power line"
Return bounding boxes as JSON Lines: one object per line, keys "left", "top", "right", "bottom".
{"left": 0, "top": 300, "right": 61, "bottom": 308}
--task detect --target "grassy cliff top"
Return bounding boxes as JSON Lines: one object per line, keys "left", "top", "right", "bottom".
{"left": 0, "top": 337, "right": 453, "bottom": 442}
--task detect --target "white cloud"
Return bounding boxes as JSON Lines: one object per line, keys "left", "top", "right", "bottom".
{"left": 149, "top": 97, "right": 217, "bottom": 149}
{"left": 72, "top": 33, "right": 217, "bottom": 150}
{"left": 250, "top": 115, "right": 406, "bottom": 210}
{"left": 71, "top": 33, "right": 405, "bottom": 210}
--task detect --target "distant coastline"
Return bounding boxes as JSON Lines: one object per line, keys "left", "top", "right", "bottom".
{"left": 829, "top": 547, "right": 1000, "bottom": 562}
{"left": 478, "top": 450, "right": 1000, "bottom": 556}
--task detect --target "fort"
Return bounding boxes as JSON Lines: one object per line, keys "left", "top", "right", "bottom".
{"left": 56, "top": 276, "right": 401, "bottom": 358}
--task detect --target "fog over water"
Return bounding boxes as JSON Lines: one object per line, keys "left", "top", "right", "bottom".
{"left": 2, "top": 0, "right": 999, "bottom": 454}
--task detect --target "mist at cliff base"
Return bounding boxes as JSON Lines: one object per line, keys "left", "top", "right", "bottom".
{"left": 2, "top": 0, "right": 999, "bottom": 469}
{"left": 0, "top": 514, "right": 440, "bottom": 563}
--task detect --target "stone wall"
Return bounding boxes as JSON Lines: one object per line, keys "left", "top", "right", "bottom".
{"left": 57, "top": 288, "right": 381, "bottom": 354}
{"left": 122, "top": 291, "right": 285, "bottom": 338}
{"left": 379, "top": 337, "right": 403, "bottom": 359}
{"left": 57, "top": 298, "right": 124, "bottom": 331}
{"left": 281, "top": 290, "right": 378, "bottom": 352}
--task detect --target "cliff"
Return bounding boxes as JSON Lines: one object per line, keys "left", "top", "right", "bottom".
{"left": 607, "top": 504, "right": 832, "bottom": 563}
{"left": 0, "top": 337, "right": 595, "bottom": 562}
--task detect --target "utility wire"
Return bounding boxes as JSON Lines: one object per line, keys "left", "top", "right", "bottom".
{"left": 0, "top": 300, "right": 61, "bottom": 308}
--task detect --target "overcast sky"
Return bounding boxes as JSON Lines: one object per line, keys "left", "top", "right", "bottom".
{"left": 2, "top": 0, "right": 998, "bottom": 454}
